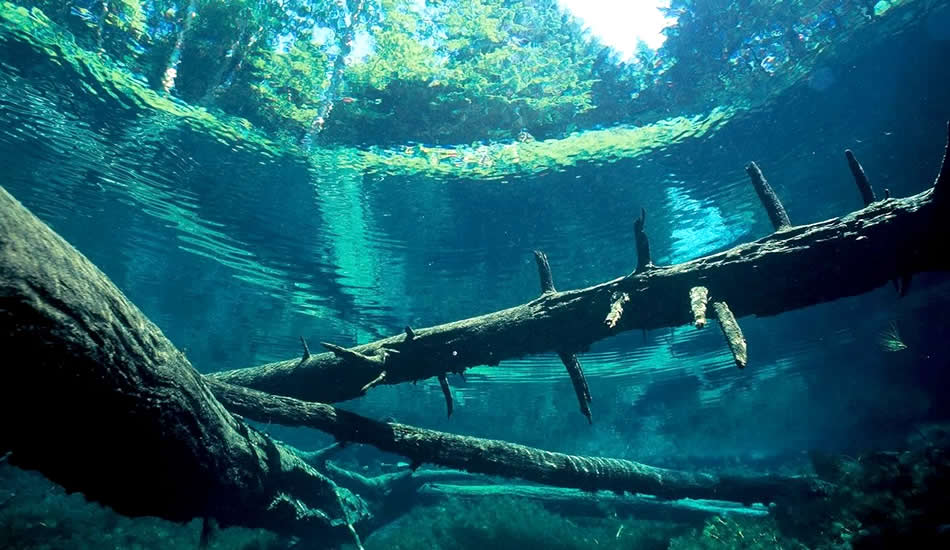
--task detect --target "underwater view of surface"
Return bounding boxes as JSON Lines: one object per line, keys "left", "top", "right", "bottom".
{"left": 1, "top": 0, "right": 950, "bottom": 548}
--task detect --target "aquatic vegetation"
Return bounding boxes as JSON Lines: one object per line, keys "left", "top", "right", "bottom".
{"left": 668, "top": 516, "right": 807, "bottom": 550}
{"left": 0, "top": 466, "right": 284, "bottom": 550}
{"left": 879, "top": 321, "right": 908, "bottom": 352}
{"left": 361, "top": 497, "right": 684, "bottom": 550}
{"left": 799, "top": 433, "right": 950, "bottom": 549}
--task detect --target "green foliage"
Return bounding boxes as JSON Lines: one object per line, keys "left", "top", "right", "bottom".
{"left": 329, "top": 0, "right": 600, "bottom": 144}
{"left": 345, "top": 0, "right": 440, "bottom": 89}
{"left": 362, "top": 496, "right": 684, "bottom": 550}
{"left": 215, "top": 36, "right": 330, "bottom": 138}
{"left": 25, "top": 0, "right": 146, "bottom": 64}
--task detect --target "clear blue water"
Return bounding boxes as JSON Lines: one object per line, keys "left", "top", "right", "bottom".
{"left": 2, "top": 1, "right": 950, "bottom": 548}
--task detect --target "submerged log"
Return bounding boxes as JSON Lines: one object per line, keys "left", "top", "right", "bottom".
{"left": 212, "top": 127, "right": 950, "bottom": 403}
{"left": 320, "top": 463, "right": 768, "bottom": 526}
{"left": 416, "top": 483, "right": 769, "bottom": 522}
{"left": 208, "top": 379, "right": 827, "bottom": 505}
{"left": 0, "top": 187, "right": 365, "bottom": 543}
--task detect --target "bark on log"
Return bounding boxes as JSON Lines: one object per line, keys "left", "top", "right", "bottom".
{"left": 712, "top": 301, "right": 748, "bottom": 369}
{"left": 689, "top": 286, "right": 709, "bottom": 329}
{"left": 211, "top": 127, "right": 950, "bottom": 404}
{"left": 0, "top": 187, "right": 365, "bottom": 542}
{"left": 318, "top": 462, "right": 767, "bottom": 528}
{"left": 415, "top": 483, "right": 769, "bottom": 523}
{"left": 558, "top": 351, "right": 592, "bottom": 424}
{"left": 207, "top": 379, "right": 828, "bottom": 505}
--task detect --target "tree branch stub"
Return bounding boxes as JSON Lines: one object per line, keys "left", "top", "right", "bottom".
{"left": 634, "top": 208, "right": 653, "bottom": 272}
{"left": 534, "top": 250, "right": 556, "bottom": 294}
{"left": 558, "top": 351, "right": 592, "bottom": 424}
{"left": 845, "top": 149, "right": 876, "bottom": 207}
{"left": 745, "top": 161, "right": 792, "bottom": 231}
{"left": 712, "top": 301, "right": 748, "bottom": 369}
{"left": 437, "top": 374, "right": 453, "bottom": 418}
{"left": 689, "top": 286, "right": 709, "bottom": 329}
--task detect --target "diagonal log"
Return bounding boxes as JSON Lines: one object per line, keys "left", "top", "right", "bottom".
{"left": 207, "top": 378, "right": 827, "bottom": 505}
{"left": 0, "top": 186, "right": 366, "bottom": 543}
{"left": 211, "top": 124, "right": 950, "bottom": 404}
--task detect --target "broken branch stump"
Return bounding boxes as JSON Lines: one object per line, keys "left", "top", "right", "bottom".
{"left": 558, "top": 351, "right": 592, "bottom": 424}
{"left": 437, "top": 374, "right": 453, "bottom": 418}
{"left": 746, "top": 161, "right": 792, "bottom": 231}
{"left": 845, "top": 150, "right": 876, "bottom": 206}
{"left": 534, "top": 250, "right": 556, "bottom": 294}
{"left": 634, "top": 207, "right": 653, "bottom": 272}
{"left": 689, "top": 286, "right": 709, "bottom": 328}
{"left": 712, "top": 301, "right": 748, "bottom": 369}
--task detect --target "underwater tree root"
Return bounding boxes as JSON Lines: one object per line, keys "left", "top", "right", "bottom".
{"left": 0, "top": 186, "right": 366, "bottom": 544}
{"left": 210, "top": 123, "right": 950, "bottom": 404}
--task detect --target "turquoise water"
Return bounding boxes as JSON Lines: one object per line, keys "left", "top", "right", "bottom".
{"left": 1, "top": 1, "right": 950, "bottom": 548}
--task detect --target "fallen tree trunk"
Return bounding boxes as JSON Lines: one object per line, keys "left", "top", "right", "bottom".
{"left": 316, "top": 462, "right": 767, "bottom": 524}
{"left": 209, "top": 378, "right": 827, "bottom": 505}
{"left": 210, "top": 125, "right": 950, "bottom": 405}
{"left": 416, "top": 483, "right": 769, "bottom": 522}
{"left": 0, "top": 187, "right": 365, "bottom": 544}
{"left": 313, "top": 459, "right": 767, "bottom": 531}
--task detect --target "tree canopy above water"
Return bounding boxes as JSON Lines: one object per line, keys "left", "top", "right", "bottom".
{"left": 8, "top": 0, "right": 924, "bottom": 162}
